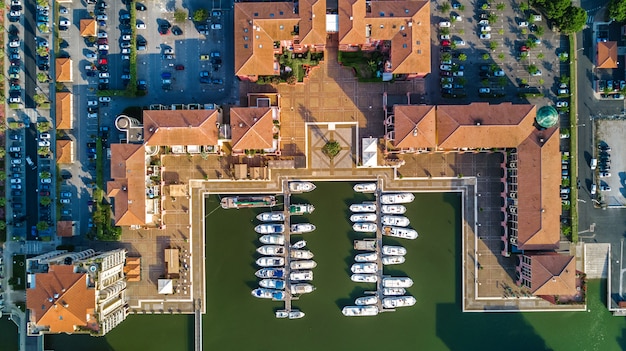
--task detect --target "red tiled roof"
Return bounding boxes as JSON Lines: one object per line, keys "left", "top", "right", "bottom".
{"left": 392, "top": 105, "right": 436, "bottom": 149}
{"left": 230, "top": 107, "right": 275, "bottom": 151}
{"left": 528, "top": 253, "right": 576, "bottom": 295}
{"left": 107, "top": 144, "right": 145, "bottom": 226}
{"left": 142, "top": 109, "right": 219, "bottom": 146}
{"left": 597, "top": 41, "right": 618, "bottom": 69}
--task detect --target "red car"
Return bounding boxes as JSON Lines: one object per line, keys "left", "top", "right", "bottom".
{"left": 520, "top": 45, "right": 528, "bottom": 52}
{"left": 175, "top": 64, "right": 184, "bottom": 70}
{"left": 441, "top": 40, "right": 451, "bottom": 47}
{"left": 98, "top": 58, "right": 108, "bottom": 65}
{"left": 97, "top": 38, "right": 108, "bottom": 45}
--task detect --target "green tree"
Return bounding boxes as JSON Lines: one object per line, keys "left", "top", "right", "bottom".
{"left": 535, "top": 25, "right": 545, "bottom": 36}
{"left": 498, "top": 53, "right": 505, "bottom": 60}
{"left": 37, "top": 121, "right": 51, "bottom": 132}
{"left": 458, "top": 29, "right": 465, "bottom": 35}
{"left": 322, "top": 140, "right": 342, "bottom": 160}
{"left": 498, "top": 28, "right": 504, "bottom": 35}
{"left": 538, "top": 78, "right": 545, "bottom": 85}
{"left": 37, "top": 72, "right": 49, "bottom": 83}
{"left": 0, "top": 221, "right": 6, "bottom": 230}
{"left": 482, "top": 3, "right": 490, "bottom": 10}
{"left": 557, "top": 6, "right": 587, "bottom": 33}
{"left": 482, "top": 53, "right": 490, "bottom": 60}
{"left": 528, "top": 64, "right": 538, "bottom": 74}
{"left": 459, "top": 53, "right": 468, "bottom": 61}
{"left": 0, "top": 172, "right": 5, "bottom": 182}
{"left": 521, "top": 28, "right": 528, "bottom": 35}
{"left": 36, "top": 0, "right": 47, "bottom": 6}
{"left": 488, "top": 13, "right": 498, "bottom": 23}
{"left": 496, "top": 3, "right": 506, "bottom": 11}
{"left": 609, "top": 0, "right": 626, "bottom": 22}
{"left": 192, "top": 9, "right": 208, "bottom": 22}
{"left": 490, "top": 41, "right": 498, "bottom": 50}
{"left": 0, "top": 147, "right": 5, "bottom": 159}
{"left": 537, "top": 53, "right": 545, "bottom": 59}
{"left": 526, "top": 38, "right": 538, "bottom": 49}
{"left": 459, "top": 5, "right": 465, "bottom": 11}
{"left": 560, "top": 75, "right": 570, "bottom": 85}
{"left": 38, "top": 147, "right": 50, "bottom": 156}
{"left": 520, "top": 2, "right": 530, "bottom": 12}
{"left": 174, "top": 9, "right": 187, "bottom": 23}
{"left": 458, "top": 78, "right": 468, "bottom": 85}
{"left": 440, "top": 2, "right": 451, "bottom": 13}
{"left": 442, "top": 53, "right": 452, "bottom": 61}
{"left": 498, "top": 77, "right": 507, "bottom": 87}
{"left": 440, "top": 27, "right": 450, "bottom": 35}
{"left": 36, "top": 46, "right": 49, "bottom": 57}
{"left": 39, "top": 171, "right": 51, "bottom": 179}
{"left": 40, "top": 197, "right": 51, "bottom": 206}
{"left": 36, "top": 221, "right": 49, "bottom": 231}
{"left": 481, "top": 79, "right": 489, "bottom": 86}
{"left": 34, "top": 94, "right": 48, "bottom": 106}
{"left": 521, "top": 78, "right": 528, "bottom": 85}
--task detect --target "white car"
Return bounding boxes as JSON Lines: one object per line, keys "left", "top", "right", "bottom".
{"left": 599, "top": 171, "right": 611, "bottom": 178}
{"left": 452, "top": 71, "right": 464, "bottom": 77}
{"left": 11, "top": 0, "right": 21, "bottom": 6}
{"left": 122, "top": 35, "right": 131, "bottom": 41}
{"left": 518, "top": 21, "right": 529, "bottom": 27}
{"left": 40, "top": 178, "right": 52, "bottom": 184}
{"left": 59, "top": 7, "right": 69, "bottom": 15}
{"left": 88, "top": 113, "right": 98, "bottom": 118}
{"left": 210, "top": 23, "right": 222, "bottom": 30}
{"left": 98, "top": 45, "right": 109, "bottom": 50}
{"left": 9, "top": 40, "right": 20, "bottom": 48}
{"left": 558, "top": 88, "right": 569, "bottom": 95}
{"left": 481, "top": 26, "right": 492, "bottom": 32}
{"left": 99, "top": 97, "right": 111, "bottom": 102}
{"left": 136, "top": 23, "right": 146, "bottom": 29}
{"left": 451, "top": 15, "right": 462, "bottom": 21}
{"left": 99, "top": 72, "right": 110, "bottom": 78}
{"left": 440, "top": 34, "right": 450, "bottom": 40}
{"left": 439, "top": 21, "right": 451, "bottom": 28}
{"left": 493, "top": 70, "right": 505, "bottom": 77}
{"left": 441, "top": 59, "right": 452, "bottom": 65}
{"left": 87, "top": 100, "right": 98, "bottom": 106}
{"left": 96, "top": 14, "right": 107, "bottom": 20}
{"left": 11, "top": 178, "right": 21, "bottom": 184}
{"left": 439, "top": 64, "right": 452, "bottom": 71}
{"left": 453, "top": 40, "right": 466, "bottom": 46}
{"left": 121, "top": 55, "right": 130, "bottom": 60}
{"left": 480, "top": 33, "right": 491, "bottom": 40}
{"left": 591, "top": 184, "right": 597, "bottom": 195}
{"left": 479, "top": 88, "right": 491, "bottom": 94}
{"left": 59, "top": 20, "right": 70, "bottom": 27}
{"left": 38, "top": 140, "right": 50, "bottom": 147}
{"left": 121, "top": 48, "right": 130, "bottom": 54}
{"left": 531, "top": 70, "right": 542, "bottom": 76}
{"left": 9, "top": 97, "right": 21, "bottom": 103}
{"left": 97, "top": 31, "right": 107, "bottom": 38}
{"left": 441, "top": 83, "right": 452, "bottom": 89}
{"left": 478, "top": 19, "right": 489, "bottom": 25}
{"left": 40, "top": 132, "right": 50, "bottom": 139}
{"left": 556, "top": 101, "right": 569, "bottom": 108}
{"left": 86, "top": 52, "right": 97, "bottom": 59}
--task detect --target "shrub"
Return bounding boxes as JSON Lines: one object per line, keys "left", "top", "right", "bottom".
{"left": 322, "top": 140, "right": 342, "bottom": 160}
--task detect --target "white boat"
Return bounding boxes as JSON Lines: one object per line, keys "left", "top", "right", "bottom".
{"left": 276, "top": 310, "right": 289, "bottom": 318}
{"left": 256, "top": 211, "right": 285, "bottom": 222}
{"left": 351, "top": 274, "right": 378, "bottom": 283}
{"left": 290, "top": 270, "right": 313, "bottom": 281}
{"left": 349, "top": 202, "right": 377, "bottom": 212}
{"left": 382, "top": 296, "right": 416, "bottom": 308}
{"left": 256, "top": 245, "right": 285, "bottom": 256}
{"left": 289, "top": 204, "right": 315, "bottom": 215}
{"left": 252, "top": 288, "right": 284, "bottom": 300}
{"left": 354, "top": 252, "right": 377, "bottom": 262}
{"left": 355, "top": 296, "right": 378, "bottom": 305}
{"left": 383, "top": 226, "right": 418, "bottom": 240}
{"left": 291, "top": 240, "right": 307, "bottom": 249}
{"left": 381, "top": 205, "right": 407, "bottom": 214}
{"left": 353, "top": 222, "right": 377, "bottom": 233}
{"left": 382, "top": 245, "right": 407, "bottom": 256}
{"left": 290, "top": 283, "right": 316, "bottom": 294}
{"left": 383, "top": 287, "right": 406, "bottom": 296}
{"left": 290, "top": 223, "right": 316, "bottom": 234}
{"left": 382, "top": 277, "right": 414, "bottom": 288}
{"left": 342, "top": 306, "right": 379, "bottom": 316}
{"left": 290, "top": 260, "right": 317, "bottom": 270}
{"left": 382, "top": 255, "right": 406, "bottom": 265}
{"left": 256, "top": 256, "right": 285, "bottom": 267}
{"left": 382, "top": 215, "right": 410, "bottom": 227}
{"left": 259, "top": 279, "right": 286, "bottom": 289}
{"left": 290, "top": 250, "right": 314, "bottom": 259}
{"left": 380, "top": 193, "right": 415, "bottom": 204}
{"left": 289, "top": 310, "right": 306, "bottom": 319}
{"left": 350, "top": 213, "right": 377, "bottom": 222}
{"left": 351, "top": 263, "right": 378, "bottom": 274}
{"left": 289, "top": 181, "right": 316, "bottom": 193}
{"left": 255, "top": 268, "right": 285, "bottom": 278}
{"left": 255, "top": 224, "right": 285, "bottom": 234}
{"left": 259, "top": 234, "right": 285, "bottom": 245}
{"left": 353, "top": 183, "right": 377, "bottom": 193}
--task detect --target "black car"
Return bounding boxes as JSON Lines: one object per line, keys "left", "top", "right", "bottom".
{"left": 98, "top": 83, "right": 109, "bottom": 90}
{"left": 519, "top": 83, "right": 529, "bottom": 88}
{"left": 87, "top": 142, "right": 97, "bottom": 148}
{"left": 158, "top": 24, "right": 170, "bottom": 35}
{"left": 38, "top": 63, "right": 50, "bottom": 71}
{"left": 136, "top": 3, "right": 146, "bottom": 11}
{"left": 172, "top": 26, "right": 183, "bottom": 35}
{"left": 11, "top": 190, "right": 22, "bottom": 196}
{"left": 88, "top": 107, "right": 98, "bottom": 113}
{"left": 11, "top": 166, "right": 20, "bottom": 172}
{"left": 61, "top": 173, "right": 72, "bottom": 179}
{"left": 10, "top": 152, "right": 21, "bottom": 158}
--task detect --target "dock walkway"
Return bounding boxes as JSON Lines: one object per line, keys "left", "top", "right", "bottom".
{"left": 374, "top": 179, "right": 385, "bottom": 312}
{"left": 282, "top": 178, "right": 293, "bottom": 312}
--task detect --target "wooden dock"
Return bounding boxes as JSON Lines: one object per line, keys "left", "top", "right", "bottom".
{"left": 282, "top": 178, "right": 293, "bottom": 312}
{"left": 374, "top": 179, "right": 385, "bottom": 313}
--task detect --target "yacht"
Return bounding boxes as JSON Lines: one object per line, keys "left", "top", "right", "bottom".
{"left": 290, "top": 283, "right": 316, "bottom": 294}
{"left": 381, "top": 205, "right": 407, "bottom": 214}
{"left": 353, "top": 183, "right": 377, "bottom": 193}
{"left": 355, "top": 296, "right": 378, "bottom": 305}
{"left": 342, "top": 306, "right": 379, "bottom": 316}
{"left": 251, "top": 288, "right": 282, "bottom": 299}
{"left": 290, "top": 270, "right": 314, "bottom": 281}
{"left": 272, "top": 291, "right": 286, "bottom": 301}
{"left": 289, "top": 181, "right": 316, "bottom": 193}
{"left": 382, "top": 296, "right": 416, "bottom": 308}
{"left": 382, "top": 245, "right": 407, "bottom": 256}
{"left": 291, "top": 240, "right": 307, "bottom": 249}
{"left": 381, "top": 215, "right": 410, "bottom": 227}
{"left": 259, "top": 279, "right": 286, "bottom": 289}
{"left": 259, "top": 234, "right": 285, "bottom": 245}
{"left": 353, "top": 222, "right": 377, "bottom": 233}
{"left": 382, "top": 256, "right": 405, "bottom": 265}
{"left": 354, "top": 252, "right": 377, "bottom": 262}
{"left": 289, "top": 204, "right": 315, "bottom": 215}
{"left": 255, "top": 224, "right": 285, "bottom": 234}
{"left": 275, "top": 310, "right": 289, "bottom": 318}
{"left": 349, "top": 202, "right": 377, "bottom": 212}
{"left": 221, "top": 196, "right": 276, "bottom": 209}
{"left": 255, "top": 268, "right": 285, "bottom": 279}
{"left": 290, "top": 223, "right": 316, "bottom": 234}
{"left": 255, "top": 256, "right": 285, "bottom": 267}
{"left": 383, "top": 287, "right": 406, "bottom": 296}
{"left": 256, "top": 245, "right": 285, "bottom": 256}
{"left": 383, "top": 226, "right": 418, "bottom": 240}
{"left": 351, "top": 263, "right": 378, "bottom": 274}
{"left": 256, "top": 211, "right": 285, "bottom": 222}
{"left": 290, "top": 250, "right": 314, "bottom": 259}
{"left": 350, "top": 274, "right": 378, "bottom": 283}
{"left": 380, "top": 193, "right": 415, "bottom": 204}
{"left": 288, "top": 310, "right": 306, "bottom": 319}
{"left": 382, "top": 277, "right": 414, "bottom": 288}
{"left": 349, "top": 213, "right": 377, "bottom": 222}
{"left": 290, "top": 260, "right": 317, "bottom": 270}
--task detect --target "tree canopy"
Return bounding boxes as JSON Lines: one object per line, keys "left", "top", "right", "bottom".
{"left": 531, "top": 0, "right": 587, "bottom": 33}
{"left": 609, "top": 0, "right": 626, "bottom": 22}
{"left": 558, "top": 6, "right": 587, "bottom": 33}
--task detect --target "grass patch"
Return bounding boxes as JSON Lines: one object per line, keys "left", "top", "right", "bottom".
{"left": 338, "top": 50, "right": 384, "bottom": 82}
{"left": 518, "top": 92, "right": 545, "bottom": 98}
{"left": 91, "top": 139, "right": 121, "bottom": 241}
{"left": 10, "top": 254, "right": 26, "bottom": 290}
{"left": 278, "top": 51, "right": 322, "bottom": 82}
{"left": 569, "top": 34, "right": 578, "bottom": 243}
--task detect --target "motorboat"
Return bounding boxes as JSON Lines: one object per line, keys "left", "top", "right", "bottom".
{"left": 353, "top": 183, "right": 377, "bottom": 193}
{"left": 291, "top": 240, "right": 307, "bottom": 249}
{"left": 380, "top": 193, "right": 415, "bottom": 204}
{"left": 382, "top": 245, "right": 407, "bottom": 256}
{"left": 350, "top": 274, "right": 377, "bottom": 283}
{"left": 255, "top": 256, "right": 285, "bottom": 267}
{"left": 354, "top": 252, "right": 377, "bottom": 262}
{"left": 382, "top": 256, "right": 405, "bottom": 265}
{"left": 349, "top": 213, "right": 377, "bottom": 222}
{"left": 383, "top": 226, "right": 418, "bottom": 240}
{"left": 353, "top": 222, "right": 377, "bottom": 233}
{"left": 252, "top": 288, "right": 283, "bottom": 299}
{"left": 290, "top": 250, "right": 314, "bottom": 259}
{"left": 256, "top": 245, "right": 285, "bottom": 256}
{"left": 290, "top": 270, "right": 314, "bottom": 281}
{"left": 342, "top": 306, "right": 379, "bottom": 316}
{"left": 259, "top": 234, "right": 285, "bottom": 245}
{"left": 255, "top": 268, "right": 285, "bottom": 279}
{"left": 289, "top": 310, "right": 306, "bottom": 319}
{"left": 289, "top": 204, "right": 315, "bottom": 215}
{"left": 382, "top": 296, "right": 416, "bottom": 308}
{"left": 290, "top": 260, "right": 317, "bottom": 270}
{"left": 383, "top": 287, "right": 406, "bottom": 296}
{"left": 381, "top": 205, "right": 406, "bottom": 214}
{"left": 351, "top": 263, "right": 378, "bottom": 274}
{"left": 276, "top": 310, "right": 289, "bottom": 318}
{"left": 290, "top": 283, "right": 316, "bottom": 294}
{"left": 382, "top": 277, "right": 414, "bottom": 288}
{"left": 289, "top": 181, "right": 316, "bottom": 193}
{"left": 259, "top": 279, "right": 286, "bottom": 289}
{"left": 355, "top": 296, "right": 378, "bottom": 305}
{"left": 381, "top": 215, "right": 410, "bottom": 227}
{"left": 272, "top": 291, "right": 286, "bottom": 301}
{"left": 255, "top": 224, "right": 285, "bottom": 234}
{"left": 256, "top": 211, "right": 285, "bottom": 222}
{"left": 221, "top": 196, "right": 276, "bottom": 209}
{"left": 290, "top": 223, "right": 316, "bottom": 234}
{"left": 349, "top": 202, "right": 377, "bottom": 212}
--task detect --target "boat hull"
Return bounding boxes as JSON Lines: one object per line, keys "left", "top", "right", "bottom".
{"left": 290, "top": 223, "right": 316, "bottom": 234}
{"left": 259, "top": 234, "right": 285, "bottom": 245}
{"left": 255, "top": 224, "right": 285, "bottom": 234}
{"left": 350, "top": 213, "right": 377, "bottom": 222}
{"left": 288, "top": 310, "right": 305, "bottom": 319}
{"left": 355, "top": 296, "right": 378, "bottom": 305}
{"left": 291, "top": 240, "right": 307, "bottom": 249}
{"left": 255, "top": 257, "right": 285, "bottom": 267}
{"left": 382, "top": 277, "right": 414, "bottom": 288}
{"left": 351, "top": 263, "right": 378, "bottom": 274}
{"left": 382, "top": 255, "right": 406, "bottom": 265}
{"left": 383, "top": 226, "right": 418, "bottom": 240}
{"left": 289, "top": 181, "right": 316, "bottom": 193}
{"left": 255, "top": 268, "right": 285, "bottom": 278}
{"left": 290, "top": 250, "right": 314, "bottom": 259}
{"left": 382, "top": 245, "right": 407, "bottom": 256}
{"left": 383, "top": 287, "right": 406, "bottom": 296}
{"left": 381, "top": 205, "right": 407, "bottom": 214}
{"left": 342, "top": 306, "right": 379, "bottom": 316}
{"left": 259, "top": 279, "right": 286, "bottom": 289}
{"left": 349, "top": 202, "right": 377, "bottom": 212}
{"left": 381, "top": 215, "right": 410, "bottom": 227}
{"left": 382, "top": 296, "right": 416, "bottom": 308}
{"left": 222, "top": 196, "right": 276, "bottom": 209}
{"left": 289, "top": 204, "right": 315, "bottom": 215}
{"left": 290, "top": 270, "right": 314, "bottom": 281}
{"left": 256, "top": 211, "right": 285, "bottom": 222}
{"left": 256, "top": 245, "right": 285, "bottom": 256}
{"left": 354, "top": 252, "right": 377, "bottom": 262}
{"left": 290, "top": 260, "right": 317, "bottom": 269}
{"left": 353, "top": 223, "right": 377, "bottom": 233}
{"left": 290, "top": 283, "right": 315, "bottom": 294}
{"left": 353, "top": 183, "right": 377, "bottom": 193}
{"left": 351, "top": 274, "right": 378, "bottom": 283}
{"left": 380, "top": 193, "right": 415, "bottom": 204}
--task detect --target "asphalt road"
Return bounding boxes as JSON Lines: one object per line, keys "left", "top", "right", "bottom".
{"left": 22, "top": 0, "right": 38, "bottom": 109}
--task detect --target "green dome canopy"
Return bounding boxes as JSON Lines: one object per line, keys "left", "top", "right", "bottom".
{"left": 536, "top": 105, "right": 558, "bottom": 128}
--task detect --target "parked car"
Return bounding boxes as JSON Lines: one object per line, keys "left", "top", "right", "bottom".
{"left": 480, "top": 33, "right": 491, "bottom": 39}
{"left": 439, "top": 21, "right": 451, "bottom": 28}
{"left": 59, "top": 19, "right": 70, "bottom": 27}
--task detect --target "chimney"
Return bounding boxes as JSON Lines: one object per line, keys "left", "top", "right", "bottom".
{"left": 53, "top": 293, "right": 59, "bottom": 299}
{"left": 62, "top": 301, "right": 69, "bottom": 308}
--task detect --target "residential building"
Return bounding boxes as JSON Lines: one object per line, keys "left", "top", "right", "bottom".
{"left": 230, "top": 106, "right": 280, "bottom": 155}
{"left": 596, "top": 41, "right": 618, "bottom": 69}
{"left": 56, "top": 92, "right": 73, "bottom": 130}
{"left": 56, "top": 140, "right": 75, "bottom": 164}
{"left": 79, "top": 19, "right": 97, "bottom": 37}
{"left": 55, "top": 58, "right": 73, "bottom": 82}
{"left": 515, "top": 253, "right": 579, "bottom": 302}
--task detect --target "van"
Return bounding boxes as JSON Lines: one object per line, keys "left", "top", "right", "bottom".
{"left": 590, "top": 158, "right": 597, "bottom": 170}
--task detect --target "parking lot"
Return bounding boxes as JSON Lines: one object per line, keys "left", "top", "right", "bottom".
{"left": 595, "top": 119, "right": 626, "bottom": 206}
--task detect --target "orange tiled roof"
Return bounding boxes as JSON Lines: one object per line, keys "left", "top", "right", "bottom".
{"left": 56, "top": 221, "right": 74, "bottom": 237}
{"left": 56, "top": 92, "right": 73, "bottom": 130}
{"left": 107, "top": 143, "right": 145, "bottom": 226}
{"left": 529, "top": 254, "right": 576, "bottom": 295}
{"left": 79, "top": 19, "right": 97, "bottom": 37}
{"left": 597, "top": 41, "right": 618, "bottom": 69}
{"left": 230, "top": 107, "right": 275, "bottom": 151}
{"left": 392, "top": 105, "right": 436, "bottom": 149}
{"left": 26, "top": 265, "right": 95, "bottom": 334}
{"left": 56, "top": 140, "right": 74, "bottom": 164}
{"left": 142, "top": 109, "right": 219, "bottom": 146}
{"left": 55, "top": 58, "right": 73, "bottom": 82}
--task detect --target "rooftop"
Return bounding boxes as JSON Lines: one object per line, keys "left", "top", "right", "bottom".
{"left": 55, "top": 92, "right": 73, "bottom": 130}
{"left": 142, "top": 109, "right": 219, "bottom": 147}
{"left": 230, "top": 107, "right": 276, "bottom": 151}
{"left": 55, "top": 58, "right": 73, "bottom": 82}
{"left": 79, "top": 19, "right": 97, "bottom": 37}
{"left": 528, "top": 253, "right": 577, "bottom": 296}
{"left": 597, "top": 41, "right": 618, "bottom": 69}
{"left": 56, "top": 140, "right": 74, "bottom": 164}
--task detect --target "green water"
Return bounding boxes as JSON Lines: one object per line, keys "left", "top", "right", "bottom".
{"left": 8, "top": 182, "right": 626, "bottom": 350}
